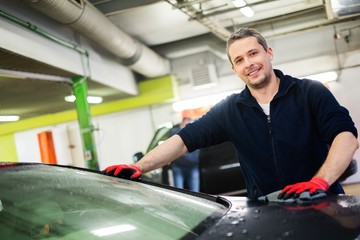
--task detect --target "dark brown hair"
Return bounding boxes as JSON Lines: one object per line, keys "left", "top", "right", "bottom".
{"left": 226, "top": 28, "right": 268, "bottom": 65}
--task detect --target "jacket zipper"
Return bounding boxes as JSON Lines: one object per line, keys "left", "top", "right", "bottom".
{"left": 267, "top": 114, "right": 282, "bottom": 184}
{"left": 267, "top": 115, "right": 272, "bottom": 134}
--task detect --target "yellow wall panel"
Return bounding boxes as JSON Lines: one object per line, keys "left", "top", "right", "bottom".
{"left": 0, "top": 134, "right": 18, "bottom": 162}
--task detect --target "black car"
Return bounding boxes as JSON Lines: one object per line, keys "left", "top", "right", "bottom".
{"left": 0, "top": 163, "right": 359, "bottom": 240}
{"left": 133, "top": 124, "right": 246, "bottom": 195}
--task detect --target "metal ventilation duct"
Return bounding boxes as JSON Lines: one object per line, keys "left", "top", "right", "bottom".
{"left": 23, "top": 0, "right": 170, "bottom": 78}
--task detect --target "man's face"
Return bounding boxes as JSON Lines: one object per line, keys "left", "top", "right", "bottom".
{"left": 229, "top": 36, "right": 273, "bottom": 89}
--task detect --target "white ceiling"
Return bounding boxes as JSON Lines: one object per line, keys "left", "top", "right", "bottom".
{"left": 90, "top": 0, "right": 330, "bottom": 47}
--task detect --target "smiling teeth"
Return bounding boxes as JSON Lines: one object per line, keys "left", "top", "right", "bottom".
{"left": 248, "top": 69, "right": 258, "bottom": 76}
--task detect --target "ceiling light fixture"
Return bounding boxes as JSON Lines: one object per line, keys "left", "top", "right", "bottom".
{"left": 232, "top": 0, "right": 247, "bottom": 8}
{"left": 303, "top": 71, "right": 338, "bottom": 83}
{"left": 64, "top": 95, "right": 103, "bottom": 104}
{"left": 87, "top": 96, "right": 103, "bottom": 104}
{"left": 64, "top": 95, "right": 76, "bottom": 102}
{"left": 172, "top": 90, "right": 241, "bottom": 112}
{"left": 0, "top": 116, "right": 20, "bottom": 122}
{"left": 240, "top": 6, "right": 254, "bottom": 17}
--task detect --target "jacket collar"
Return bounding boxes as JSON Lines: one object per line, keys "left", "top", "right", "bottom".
{"left": 235, "top": 69, "right": 296, "bottom": 106}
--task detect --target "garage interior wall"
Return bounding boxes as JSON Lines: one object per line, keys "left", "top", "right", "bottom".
{"left": 0, "top": 134, "right": 17, "bottom": 162}
{"left": 13, "top": 104, "right": 178, "bottom": 168}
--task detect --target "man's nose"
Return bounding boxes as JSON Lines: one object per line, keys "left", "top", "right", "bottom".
{"left": 244, "top": 57, "right": 253, "bottom": 68}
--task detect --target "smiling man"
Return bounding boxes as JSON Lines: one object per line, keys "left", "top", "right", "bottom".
{"left": 104, "top": 28, "right": 358, "bottom": 200}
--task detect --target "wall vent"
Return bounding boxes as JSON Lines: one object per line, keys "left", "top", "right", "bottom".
{"left": 189, "top": 64, "right": 218, "bottom": 89}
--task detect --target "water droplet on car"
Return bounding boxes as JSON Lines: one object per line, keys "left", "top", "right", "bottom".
{"left": 231, "top": 220, "right": 239, "bottom": 225}
{"left": 242, "top": 229, "right": 248, "bottom": 234}
{"left": 254, "top": 209, "right": 261, "bottom": 213}
{"left": 282, "top": 231, "right": 293, "bottom": 237}
{"left": 226, "top": 232, "right": 233, "bottom": 237}
{"left": 239, "top": 217, "right": 245, "bottom": 222}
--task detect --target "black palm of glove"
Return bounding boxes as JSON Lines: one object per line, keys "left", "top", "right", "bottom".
{"left": 278, "top": 177, "right": 329, "bottom": 200}
{"left": 102, "top": 164, "right": 142, "bottom": 180}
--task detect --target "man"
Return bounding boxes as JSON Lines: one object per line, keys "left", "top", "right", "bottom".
{"left": 103, "top": 28, "right": 358, "bottom": 200}
{"left": 171, "top": 117, "right": 200, "bottom": 192}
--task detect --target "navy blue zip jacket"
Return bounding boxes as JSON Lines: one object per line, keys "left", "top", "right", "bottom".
{"left": 178, "top": 69, "right": 358, "bottom": 199}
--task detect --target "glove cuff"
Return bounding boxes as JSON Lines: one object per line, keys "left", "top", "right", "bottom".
{"left": 310, "top": 177, "right": 329, "bottom": 191}
{"left": 130, "top": 165, "right": 142, "bottom": 179}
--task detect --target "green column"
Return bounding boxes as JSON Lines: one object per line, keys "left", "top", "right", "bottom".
{"left": 72, "top": 76, "right": 99, "bottom": 170}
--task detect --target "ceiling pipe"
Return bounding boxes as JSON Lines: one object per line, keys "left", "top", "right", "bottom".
{"left": 166, "top": 0, "right": 232, "bottom": 41}
{"left": 23, "top": 0, "right": 170, "bottom": 78}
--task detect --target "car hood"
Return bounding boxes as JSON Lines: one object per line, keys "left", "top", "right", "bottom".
{"left": 199, "top": 195, "right": 360, "bottom": 240}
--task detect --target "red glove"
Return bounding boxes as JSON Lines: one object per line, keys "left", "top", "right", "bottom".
{"left": 102, "top": 164, "right": 142, "bottom": 180}
{"left": 278, "top": 177, "right": 329, "bottom": 200}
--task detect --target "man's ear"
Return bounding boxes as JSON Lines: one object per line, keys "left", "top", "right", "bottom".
{"left": 267, "top": 47, "right": 273, "bottom": 60}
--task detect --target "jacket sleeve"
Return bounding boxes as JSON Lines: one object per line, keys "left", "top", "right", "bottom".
{"left": 177, "top": 99, "right": 230, "bottom": 152}
{"left": 306, "top": 80, "right": 358, "bottom": 144}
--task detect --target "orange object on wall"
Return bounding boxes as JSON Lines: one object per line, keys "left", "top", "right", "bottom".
{"left": 37, "top": 131, "right": 57, "bottom": 164}
{"left": 182, "top": 106, "right": 211, "bottom": 119}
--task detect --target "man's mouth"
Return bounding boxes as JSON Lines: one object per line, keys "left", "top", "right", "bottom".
{"left": 247, "top": 67, "right": 260, "bottom": 76}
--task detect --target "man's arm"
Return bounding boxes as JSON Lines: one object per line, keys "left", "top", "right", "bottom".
{"left": 315, "top": 131, "right": 358, "bottom": 185}
{"left": 279, "top": 131, "right": 358, "bottom": 199}
{"left": 103, "top": 134, "right": 189, "bottom": 179}
{"left": 134, "top": 134, "right": 189, "bottom": 173}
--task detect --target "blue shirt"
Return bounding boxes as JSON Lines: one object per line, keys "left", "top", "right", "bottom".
{"left": 178, "top": 69, "right": 358, "bottom": 198}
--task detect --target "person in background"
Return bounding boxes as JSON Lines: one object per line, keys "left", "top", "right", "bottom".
{"left": 103, "top": 27, "right": 358, "bottom": 200}
{"left": 170, "top": 117, "right": 200, "bottom": 192}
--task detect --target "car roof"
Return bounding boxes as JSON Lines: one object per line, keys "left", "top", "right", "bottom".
{"left": 198, "top": 195, "right": 360, "bottom": 239}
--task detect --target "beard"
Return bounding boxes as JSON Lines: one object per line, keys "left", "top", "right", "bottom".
{"left": 247, "top": 74, "right": 271, "bottom": 89}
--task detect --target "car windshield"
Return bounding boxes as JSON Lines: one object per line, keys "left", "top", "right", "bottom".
{"left": 0, "top": 164, "right": 228, "bottom": 240}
